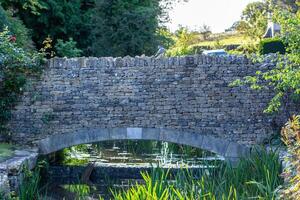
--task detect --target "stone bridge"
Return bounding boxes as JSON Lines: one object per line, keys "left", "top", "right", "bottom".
{"left": 7, "top": 55, "right": 279, "bottom": 160}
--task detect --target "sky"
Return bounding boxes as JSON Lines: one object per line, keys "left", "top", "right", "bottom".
{"left": 167, "top": 0, "right": 261, "bottom": 33}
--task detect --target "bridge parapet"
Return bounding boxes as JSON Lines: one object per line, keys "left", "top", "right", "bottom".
{"left": 8, "top": 55, "right": 278, "bottom": 151}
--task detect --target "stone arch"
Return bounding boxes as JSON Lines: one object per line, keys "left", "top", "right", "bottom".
{"left": 38, "top": 128, "right": 250, "bottom": 161}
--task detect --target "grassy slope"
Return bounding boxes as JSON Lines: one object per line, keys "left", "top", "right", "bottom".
{"left": 194, "top": 33, "right": 252, "bottom": 46}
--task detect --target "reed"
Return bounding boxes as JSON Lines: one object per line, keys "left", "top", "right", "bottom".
{"left": 110, "top": 147, "right": 282, "bottom": 200}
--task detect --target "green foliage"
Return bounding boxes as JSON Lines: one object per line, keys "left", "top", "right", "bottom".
{"left": 280, "top": 115, "right": 300, "bottom": 199}
{"left": 13, "top": 160, "right": 49, "bottom": 200}
{"left": 64, "top": 184, "right": 91, "bottom": 199}
{"left": 277, "top": 8, "right": 300, "bottom": 63}
{"left": 0, "top": 5, "right": 33, "bottom": 49}
{"left": 259, "top": 38, "right": 286, "bottom": 55}
{"left": 0, "top": 143, "right": 14, "bottom": 162}
{"left": 90, "top": 0, "right": 163, "bottom": 57}
{"left": 55, "top": 38, "right": 82, "bottom": 58}
{"left": 236, "top": 1, "right": 268, "bottom": 40}
{"left": 231, "top": 9, "right": 300, "bottom": 114}
{"left": 271, "top": 0, "right": 300, "bottom": 13}
{"left": 156, "top": 28, "right": 175, "bottom": 50}
{"left": 232, "top": 42, "right": 259, "bottom": 55}
{"left": 9, "top": 0, "right": 94, "bottom": 55}
{"left": 0, "top": 28, "right": 43, "bottom": 139}
{"left": 166, "top": 27, "right": 200, "bottom": 56}
{"left": 6, "top": 0, "right": 182, "bottom": 57}
{"left": 111, "top": 148, "right": 282, "bottom": 199}
{"left": 18, "top": 166, "right": 42, "bottom": 200}
{"left": 55, "top": 147, "right": 88, "bottom": 166}
{"left": 0, "top": 0, "right": 46, "bottom": 15}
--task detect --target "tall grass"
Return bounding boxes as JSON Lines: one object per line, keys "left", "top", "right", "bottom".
{"left": 111, "top": 147, "right": 282, "bottom": 200}
{"left": 17, "top": 164, "right": 43, "bottom": 200}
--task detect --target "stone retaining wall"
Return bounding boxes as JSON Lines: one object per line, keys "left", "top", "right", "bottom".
{"left": 47, "top": 165, "right": 206, "bottom": 184}
{"left": 0, "top": 149, "right": 38, "bottom": 196}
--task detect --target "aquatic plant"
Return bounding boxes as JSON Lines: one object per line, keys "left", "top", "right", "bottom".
{"left": 64, "top": 184, "right": 91, "bottom": 200}
{"left": 110, "top": 147, "right": 282, "bottom": 200}
{"left": 17, "top": 165, "right": 42, "bottom": 200}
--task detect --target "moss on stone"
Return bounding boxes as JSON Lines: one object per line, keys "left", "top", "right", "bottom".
{"left": 0, "top": 143, "right": 14, "bottom": 162}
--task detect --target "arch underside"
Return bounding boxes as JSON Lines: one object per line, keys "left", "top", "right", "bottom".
{"left": 38, "top": 128, "right": 250, "bottom": 161}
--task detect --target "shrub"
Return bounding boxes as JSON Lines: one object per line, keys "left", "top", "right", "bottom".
{"left": 166, "top": 27, "right": 200, "bottom": 56}
{"left": 55, "top": 38, "right": 82, "bottom": 58}
{"left": 0, "top": 5, "right": 33, "bottom": 49}
{"left": 0, "top": 28, "right": 43, "bottom": 140}
{"left": 230, "top": 10, "right": 300, "bottom": 114}
{"left": 259, "top": 38, "right": 286, "bottom": 55}
{"left": 280, "top": 115, "right": 300, "bottom": 199}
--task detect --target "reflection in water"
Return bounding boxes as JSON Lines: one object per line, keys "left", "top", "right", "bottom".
{"left": 43, "top": 140, "right": 223, "bottom": 199}
{"left": 64, "top": 140, "right": 223, "bottom": 168}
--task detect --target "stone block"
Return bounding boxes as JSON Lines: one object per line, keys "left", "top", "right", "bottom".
{"left": 225, "top": 142, "right": 250, "bottom": 158}
{"left": 127, "top": 128, "right": 142, "bottom": 140}
{"left": 88, "top": 128, "right": 110, "bottom": 143}
{"left": 159, "top": 128, "right": 181, "bottom": 144}
{"left": 178, "top": 131, "right": 204, "bottom": 148}
{"left": 142, "top": 128, "right": 160, "bottom": 141}
{"left": 201, "top": 136, "right": 230, "bottom": 157}
{"left": 110, "top": 128, "right": 127, "bottom": 140}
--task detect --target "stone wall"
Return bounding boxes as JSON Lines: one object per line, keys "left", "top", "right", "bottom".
{"left": 8, "top": 55, "right": 278, "bottom": 146}
{"left": 0, "top": 149, "right": 38, "bottom": 196}
{"left": 47, "top": 165, "right": 206, "bottom": 184}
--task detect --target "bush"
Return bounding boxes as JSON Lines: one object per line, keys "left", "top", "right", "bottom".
{"left": 259, "top": 38, "right": 286, "bottom": 55}
{"left": 0, "top": 28, "right": 43, "bottom": 140}
{"left": 0, "top": 5, "right": 33, "bottom": 49}
{"left": 280, "top": 115, "right": 300, "bottom": 199}
{"left": 55, "top": 38, "right": 82, "bottom": 58}
{"left": 230, "top": 10, "right": 300, "bottom": 113}
{"left": 166, "top": 27, "right": 200, "bottom": 56}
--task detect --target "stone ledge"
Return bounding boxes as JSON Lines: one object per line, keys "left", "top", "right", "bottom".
{"left": 0, "top": 148, "right": 38, "bottom": 195}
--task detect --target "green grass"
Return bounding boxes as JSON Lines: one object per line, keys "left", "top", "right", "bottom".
{"left": 0, "top": 143, "right": 15, "bottom": 162}
{"left": 194, "top": 33, "right": 252, "bottom": 46}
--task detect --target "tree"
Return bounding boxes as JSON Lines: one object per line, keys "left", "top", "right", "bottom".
{"left": 55, "top": 38, "right": 82, "bottom": 58}
{"left": 1, "top": 0, "right": 185, "bottom": 56}
{"left": 231, "top": 9, "right": 300, "bottom": 115}
{"left": 3, "top": 0, "right": 95, "bottom": 55}
{"left": 166, "top": 26, "right": 199, "bottom": 56}
{"left": 237, "top": 1, "right": 268, "bottom": 40}
{"left": 199, "top": 24, "right": 212, "bottom": 40}
{"left": 225, "top": 21, "right": 240, "bottom": 32}
{"left": 269, "top": 0, "right": 300, "bottom": 13}
{"left": 0, "top": 0, "right": 46, "bottom": 15}
{"left": 89, "top": 0, "right": 179, "bottom": 57}
{"left": 0, "top": 5, "right": 32, "bottom": 49}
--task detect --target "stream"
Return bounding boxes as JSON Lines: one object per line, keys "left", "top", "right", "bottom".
{"left": 41, "top": 140, "right": 224, "bottom": 199}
